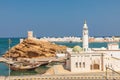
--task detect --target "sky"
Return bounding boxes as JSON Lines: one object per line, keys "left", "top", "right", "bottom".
{"left": 0, "top": 0, "right": 120, "bottom": 38}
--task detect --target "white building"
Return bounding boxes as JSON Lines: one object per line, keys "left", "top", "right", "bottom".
{"left": 28, "top": 31, "right": 33, "bottom": 39}
{"left": 108, "top": 43, "right": 119, "bottom": 50}
{"left": 27, "top": 31, "right": 37, "bottom": 40}
{"left": 66, "top": 20, "right": 120, "bottom": 73}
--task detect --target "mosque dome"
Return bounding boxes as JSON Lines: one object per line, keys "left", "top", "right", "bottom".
{"left": 72, "top": 45, "right": 82, "bottom": 52}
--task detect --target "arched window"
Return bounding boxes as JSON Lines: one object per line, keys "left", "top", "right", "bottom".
{"left": 83, "top": 62, "right": 85, "bottom": 68}
{"left": 79, "top": 62, "right": 81, "bottom": 68}
{"left": 76, "top": 62, "right": 78, "bottom": 68}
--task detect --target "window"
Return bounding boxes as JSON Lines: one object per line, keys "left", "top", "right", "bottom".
{"left": 76, "top": 62, "right": 78, "bottom": 68}
{"left": 79, "top": 62, "right": 81, "bottom": 68}
{"left": 83, "top": 62, "right": 85, "bottom": 68}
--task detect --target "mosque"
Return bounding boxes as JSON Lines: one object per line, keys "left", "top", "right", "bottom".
{"left": 66, "top": 20, "right": 120, "bottom": 73}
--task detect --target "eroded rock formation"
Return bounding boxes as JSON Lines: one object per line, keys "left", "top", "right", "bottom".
{"left": 3, "top": 39, "right": 67, "bottom": 59}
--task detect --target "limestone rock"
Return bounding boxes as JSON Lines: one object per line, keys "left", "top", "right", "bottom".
{"left": 3, "top": 39, "right": 67, "bottom": 59}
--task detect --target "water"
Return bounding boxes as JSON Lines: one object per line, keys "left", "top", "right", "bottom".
{"left": 0, "top": 38, "right": 119, "bottom": 76}
{"left": 0, "top": 38, "right": 19, "bottom": 76}
{"left": 0, "top": 38, "right": 19, "bottom": 56}
{"left": 55, "top": 42, "right": 108, "bottom": 48}
{"left": 0, "top": 63, "right": 8, "bottom": 76}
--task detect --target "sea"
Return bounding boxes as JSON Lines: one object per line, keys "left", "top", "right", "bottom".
{"left": 0, "top": 38, "right": 118, "bottom": 76}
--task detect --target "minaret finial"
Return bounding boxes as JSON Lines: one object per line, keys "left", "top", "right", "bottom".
{"left": 83, "top": 20, "right": 88, "bottom": 29}
{"left": 84, "top": 20, "right": 87, "bottom": 24}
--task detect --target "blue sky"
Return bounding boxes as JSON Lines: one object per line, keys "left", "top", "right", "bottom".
{"left": 0, "top": 0, "right": 120, "bottom": 37}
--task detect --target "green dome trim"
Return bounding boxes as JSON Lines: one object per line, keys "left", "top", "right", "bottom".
{"left": 72, "top": 45, "right": 82, "bottom": 52}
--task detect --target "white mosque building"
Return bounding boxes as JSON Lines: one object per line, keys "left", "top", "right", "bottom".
{"left": 66, "top": 20, "right": 120, "bottom": 73}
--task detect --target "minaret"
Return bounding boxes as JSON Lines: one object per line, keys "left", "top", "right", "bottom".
{"left": 82, "top": 20, "right": 89, "bottom": 51}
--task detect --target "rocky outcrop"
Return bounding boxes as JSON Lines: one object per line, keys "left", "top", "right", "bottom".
{"left": 3, "top": 39, "right": 67, "bottom": 59}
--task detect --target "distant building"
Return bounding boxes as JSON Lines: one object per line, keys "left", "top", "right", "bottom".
{"left": 28, "top": 31, "right": 33, "bottom": 39}
{"left": 108, "top": 43, "right": 119, "bottom": 50}
{"left": 20, "top": 39, "right": 24, "bottom": 43}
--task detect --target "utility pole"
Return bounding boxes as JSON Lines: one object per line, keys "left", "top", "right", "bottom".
{"left": 8, "top": 38, "right": 11, "bottom": 80}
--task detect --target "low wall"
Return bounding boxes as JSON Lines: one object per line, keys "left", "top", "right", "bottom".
{"left": 0, "top": 75, "right": 120, "bottom": 80}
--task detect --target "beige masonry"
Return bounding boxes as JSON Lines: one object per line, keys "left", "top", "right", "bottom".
{"left": 66, "top": 20, "right": 120, "bottom": 73}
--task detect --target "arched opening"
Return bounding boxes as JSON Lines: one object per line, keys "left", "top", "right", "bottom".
{"left": 93, "top": 64, "right": 99, "bottom": 69}
{"left": 90, "top": 64, "right": 100, "bottom": 70}
{"left": 90, "top": 58, "right": 100, "bottom": 70}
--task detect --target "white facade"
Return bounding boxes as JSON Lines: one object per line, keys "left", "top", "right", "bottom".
{"left": 66, "top": 52, "right": 103, "bottom": 72}
{"left": 66, "top": 20, "right": 120, "bottom": 73}
{"left": 66, "top": 51, "right": 120, "bottom": 72}
{"left": 108, "top": 43, "right": 119, "bottom": 50}
{"left": 82, "top": 20, "right": 89, "bottom": 51}
{"left": 56, "top": 53, "right": 66, "bottom": 58}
